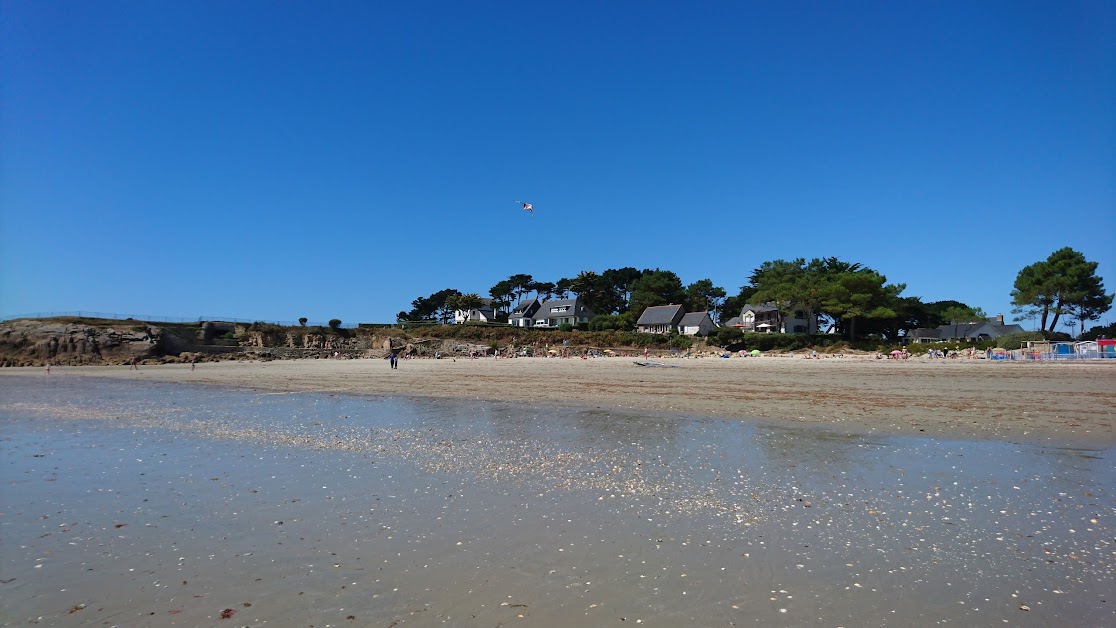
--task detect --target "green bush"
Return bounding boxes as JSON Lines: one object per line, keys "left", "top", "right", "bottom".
{"left": 669, "top": 334, "right": 693, "bottom": 350}
{"left": 996, "top": 331, "right": 1045, "bottom": 349}
{"left": 558, "top": 323, "right": 574, "bottom": 332}
{"left": 709, "top": 327, "right": 744, "bottom": 347}
{"left": 587, "top": 314, "right": 619, "bottom": 331}
{"left": 247, "top": 322, "right": 284, "bottom": 333}
{"left": 715, "top": 332, "right": 817, "bottom": 353}
{"left": 1082, "top": 322, "right": 1116, "bottom": 341}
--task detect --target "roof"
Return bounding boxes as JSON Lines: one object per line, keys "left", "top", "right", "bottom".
{"left": 533, "top": 298, "right": 594, "bottom": 320}
{"left": 636, "top": 304, "right": 686, "bottom": 326}
{"left": 723, "top": 316, "right": 742, "bottom": 327}
{"left": 741, "top": 303, "right": 779, "bottom": 314}
{"left": 510, "top": 298, "right": 538, "bottom": 314}
{"left": 678, "top": 311, "right": 712, "bottom": 327}
{"left": 908, "top": 323, "right": 1025, "bottom": 340}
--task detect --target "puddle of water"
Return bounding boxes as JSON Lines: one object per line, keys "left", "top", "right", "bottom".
{"left": 0, "top": 377, "right": 1112, "bottom": 626}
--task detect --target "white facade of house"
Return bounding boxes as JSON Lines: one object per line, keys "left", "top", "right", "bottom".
{"left": 452, "top": 297, "right": 500, "bottom": 324}
{"left": 534, "top": 300, "right": 593, "bottom": 327}
{"left": 508, "top": 299, "right": 541, "bottom": 327}
{"left": 678, "top": 312, "right": 715, "bottom": 336}
{"left": 453, "top": 307, "right": 496, "bottom": 324}
{"left": 739, "top": 304, "right": 817, "bottom": 334}
{"left": 636, "top": 304, "right": 686, "bottom": 334}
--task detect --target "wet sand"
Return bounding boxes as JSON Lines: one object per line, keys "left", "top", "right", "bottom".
{"left": 1, "top": 376, "right": 1113, "bottom": 627}
{"left": 8, "top": 356, "right": 1115, "bottom": 447}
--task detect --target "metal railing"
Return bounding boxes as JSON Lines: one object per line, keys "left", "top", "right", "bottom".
{"left": 0, "top": 311, "right": 386, "bottom": 329}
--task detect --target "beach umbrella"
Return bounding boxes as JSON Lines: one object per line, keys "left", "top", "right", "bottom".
{"left": 890, "top": 350, "right": 903, "bottom": 355}
{"left": 750, "top": 349, "right": 761, "bottom": 355}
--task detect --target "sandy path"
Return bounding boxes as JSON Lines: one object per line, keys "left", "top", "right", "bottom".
{"left": 7, "top": 356, "right": 1115, "bottom": 447}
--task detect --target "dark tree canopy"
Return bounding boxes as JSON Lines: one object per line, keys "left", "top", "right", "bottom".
{"left": 684, "top": 279, "right": 726, "bottom": 319}
{"left": 599, "top": 267, "right": 644, "bottom": 314}
{"left": 507, "top": 274, "right": 534, "bottom": 303}
{"left": 393, "top": 253, "right": 1096, "bottom": 342}
{"left": 447, "top": 293, "right": 484, "bottom": 317}
{"left": 1081, "top": 321, "right": 1116, "bottom": 341}
{"left": 398, "top": 288, "right": 461, "bottom": 323}
{"left": 628, "top": 269, "right": 686, "bottom": 315}
{"left": 748, "top": 258, "right": 905, "bottom": 339}
{"left": 569, "top": 270, "right": 602, "bottom": 309}
{"left": 720, "top": 286, "right": 758, "bottom": 323}
{"left": 554, "top": 277, "right": 573, "bottom": 299}
{"left": 1011, "top": 247, "right": 1112, "bottom": 332}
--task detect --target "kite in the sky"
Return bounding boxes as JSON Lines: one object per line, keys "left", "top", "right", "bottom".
{"left": 515, "top": 200, "right": 534, "bottom": 216}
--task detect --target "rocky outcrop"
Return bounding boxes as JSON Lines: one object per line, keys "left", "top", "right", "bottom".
{"left": 0, "top": 319, "right": 162, "bottom": 366}
{"left": 0, "top": 318, "right": 551, "bottom": 367}
{"left": 243, "top": 330, "right": 378, "bottom": 351}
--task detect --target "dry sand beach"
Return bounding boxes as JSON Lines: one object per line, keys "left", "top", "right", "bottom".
{"left": 19, "top": 355, "right": 1116, "bottom": 447}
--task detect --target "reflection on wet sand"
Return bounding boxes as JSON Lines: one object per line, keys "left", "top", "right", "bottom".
{"left": 0, "top": 378, "right": 1112, "bottom": 627}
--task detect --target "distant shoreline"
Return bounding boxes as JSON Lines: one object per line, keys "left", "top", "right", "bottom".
{"left": 6, "top": 356, "right": 1113, "bottom": 448}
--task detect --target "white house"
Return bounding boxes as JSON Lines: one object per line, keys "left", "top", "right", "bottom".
{"left": 530, "top": 297, "right": 595, "bottom": 328}
{"left": 453, "top": 297, "right": 498, "bottom": 324}
{"left": 678, "top": 311, "right": 715, "bottom": 336}
{"left": 508, "top": 298, "right": 542, "bottom": 327}
{"left": 906, "top": 315, "right": 1024, "bottom": 343}
{"left": 737, "top": 303, "right": 817, "bottom": 334}
{"left": 636, "top": 304, "right": 686, "bottom": 334}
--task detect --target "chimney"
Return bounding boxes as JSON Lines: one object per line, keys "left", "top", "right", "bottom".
{"left": 996, "top": 313, "right": 1004, "bottom": 325}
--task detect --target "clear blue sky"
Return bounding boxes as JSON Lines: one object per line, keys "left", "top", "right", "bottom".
{"left": 3, "top": 1, "right": 1114, "bottom": 329}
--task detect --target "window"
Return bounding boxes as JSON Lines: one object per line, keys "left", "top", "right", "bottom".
{"left": 551, "top": 306, "right": 569, "bottom": 313}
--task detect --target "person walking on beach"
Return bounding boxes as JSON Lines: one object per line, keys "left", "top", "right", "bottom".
{"left": 45, "top": 362, "right": 51, "bottom": 375}
{"left": 389, "top": 352, "right": 397, "bottom": 369}
{"left": 130, "top": 356, "right": 138, "bottom": 370}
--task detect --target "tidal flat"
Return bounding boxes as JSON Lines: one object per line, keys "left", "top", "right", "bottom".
{"left": 1, "top": 377, "right": 1112, "bottom": 627}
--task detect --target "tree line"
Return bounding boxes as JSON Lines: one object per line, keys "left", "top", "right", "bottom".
{"left": 1010, "top": 247, "right": 1113, "bottom": 337}
{"left": 398, "top": 248, "right": 1111, "bottom": 340}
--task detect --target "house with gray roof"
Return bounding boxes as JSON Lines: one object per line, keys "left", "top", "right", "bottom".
{"left": 530, "top": 297, "right": 595, "bottom": 328}
{"left": 636, "top": 304, "right": 686, "bottom": 334}
{"left": 678, "top": 311, "right": 715, "bottom": 336}
{"left": 738, "top": 303, "right": 817, "bottom": 334}
{"left": 907, "top": 315, "right": 1024, "bottom": 344}
{"left": 508, "top": 298, "right": 541, "bottom": 327}
{"left": 453, "top": 297, "right": 499, "bottom": 324}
